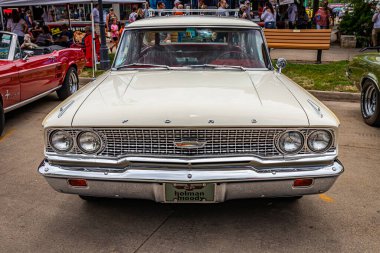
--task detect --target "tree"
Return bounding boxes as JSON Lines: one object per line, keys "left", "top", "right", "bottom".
{"left": 338, "top": 0, "right": 376, "bottom": 47}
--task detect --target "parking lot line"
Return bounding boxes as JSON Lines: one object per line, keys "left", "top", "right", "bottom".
{"left": 0, "top": 129, "right": 15, "bottom": 142}
{"left": 319, "top": 194, "right": 334, "bottom": 203}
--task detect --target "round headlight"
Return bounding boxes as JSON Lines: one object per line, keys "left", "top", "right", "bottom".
{"left": 307, "top": 130, "right": 332, "bottom": 153}
{"left": 277, "top": 131, "right": 304, "bottom": 154}
{"left": 50, "top": 130, "right": 73, "bottom": 152}
{"left": 77, "top": 131, "right": 101, "bottom": 154}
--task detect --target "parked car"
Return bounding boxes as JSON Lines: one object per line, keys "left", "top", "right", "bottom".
{"left": 347, "top": 48, "right": 380, "bottom": 127}
{"left": 39, "top": 16, "right": 343, "bottom": 203}
{"left": 0, "top": 31, "right": 85, "bottom": 135}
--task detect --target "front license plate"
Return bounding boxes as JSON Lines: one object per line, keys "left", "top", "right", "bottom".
{"left": 165, "top": 183, "right": 215, "bottom": 203}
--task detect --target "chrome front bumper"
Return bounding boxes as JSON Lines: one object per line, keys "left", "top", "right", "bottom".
{"left": 38, "top": 159, "right": 344, "bottom": 202}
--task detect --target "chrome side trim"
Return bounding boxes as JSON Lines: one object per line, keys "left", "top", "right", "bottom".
{"left": 58, "top": 100, "right": 75, "bottom": 118}
{"left": 307, "top": 99, "right": 323, "bottom": 118}
{"left": 4, "top": 86, "right": 61, "bottom": 113}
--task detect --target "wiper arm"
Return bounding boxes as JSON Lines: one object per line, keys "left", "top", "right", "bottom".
{"left": 188, "top": 64, "right": 247, "bottom": 71}
{"left": 114, "top": 63, "right": 172, "bottom": 70}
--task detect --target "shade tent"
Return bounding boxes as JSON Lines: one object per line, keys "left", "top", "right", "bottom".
{"left": 0, "top": 0, "right": 145, "bottom": 7}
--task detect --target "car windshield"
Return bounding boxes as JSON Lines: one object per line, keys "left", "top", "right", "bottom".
{"left": 0, "top": 33, "right": 12, "bottom": 60}
{"left": 113, "top": 28, "right": 270, "bottom": 70}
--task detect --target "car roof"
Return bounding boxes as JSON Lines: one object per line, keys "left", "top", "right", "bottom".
{"left": 126, "top": 16, "right": 260, "bottom": 29}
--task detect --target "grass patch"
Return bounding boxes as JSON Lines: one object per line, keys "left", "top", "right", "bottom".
{"left": 282, "top": 60, "right": 358, "bottom": 92}
{"left": 80, "top": 53, "right": 115, "bottom": 78}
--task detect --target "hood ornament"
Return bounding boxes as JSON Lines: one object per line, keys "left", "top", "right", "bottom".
{"left": 174, "top": 141, "right": 207, "bottom": 149}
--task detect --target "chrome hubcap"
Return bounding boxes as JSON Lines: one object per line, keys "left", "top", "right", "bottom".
{"left": 364, "top": 85, "right": 377, "bottom": 117}
{"left": 69, "top": 71, "right": 78, "bottom": 94}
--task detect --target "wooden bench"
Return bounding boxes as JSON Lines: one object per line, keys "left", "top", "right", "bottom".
{"left": 263, "top": 29, "right": 332, "bottom": 63}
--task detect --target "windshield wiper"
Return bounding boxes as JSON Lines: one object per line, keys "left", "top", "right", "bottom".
{"left": 114, "top": 63, "right": 172, "bottom": 70}
{"left": 188, "top": 64, "right": 247, "bottom": 71}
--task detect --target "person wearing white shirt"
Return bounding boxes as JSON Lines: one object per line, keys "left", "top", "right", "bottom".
{"left": 261, "top": 2, "right": 276, "bottom": 29}
{"left": 287, "top": 3, "right": 297, "bottom": 29}
{"left": 372, "top": 7, "right": 380, "bottom": 46}
{"left": 218, "top": 0, "right": 229, "bottom": 17}
{"left": 91, "top": 5, "right": 100, "bottom": 35}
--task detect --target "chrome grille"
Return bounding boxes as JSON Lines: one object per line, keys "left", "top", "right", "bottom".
{"left": 46, "top": 128, "right": 336, "bottom": 158}
{"left": 97, "top": 128, "right": 284, "bottom": 157}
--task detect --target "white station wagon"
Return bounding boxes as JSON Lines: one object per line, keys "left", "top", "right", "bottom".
{"left": 39, "top": 16, "right": 343, "bottom": 203}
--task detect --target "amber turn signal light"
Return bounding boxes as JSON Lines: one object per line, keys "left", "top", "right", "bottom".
{"left": 293, "top": 178, "right": 313, "bottom": 187}
{"left": 68, "top": 179, "right": 88, "bottom": 187}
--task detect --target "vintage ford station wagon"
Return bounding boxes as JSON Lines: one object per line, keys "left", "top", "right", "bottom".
{"left": 38, "top": 16, "right": 344, "bottom": 203}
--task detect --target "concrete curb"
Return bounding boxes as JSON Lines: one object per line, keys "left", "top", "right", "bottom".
{"left": 309, "top": 90, "right": 360, "bottom": 102}
{"left": 79, "top": 77, "right": 95, "bottom": 85}
{"left": 78, "top": 78, "right": 360, "bottom": 103}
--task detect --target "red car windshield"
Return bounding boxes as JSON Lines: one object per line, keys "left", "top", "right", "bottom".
{"left": 0, "top": 33, "right": 12, "bottom": 60}
{"left": 114, "top": 28, "right": 270, "bottom": 70}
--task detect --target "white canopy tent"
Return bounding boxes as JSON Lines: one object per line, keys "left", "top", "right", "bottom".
{"left": 1, "top": 0, "right": 145, "bottom": 77}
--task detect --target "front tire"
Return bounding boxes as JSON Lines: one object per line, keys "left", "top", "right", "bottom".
{"left": 361, "top": 80, "right": 380, "bottom": 127}
{"left": 57, "top": 66, "right": 79, "bottom": 100}
{"left": 0, "top": 102, "right": 4, "bottom": 136}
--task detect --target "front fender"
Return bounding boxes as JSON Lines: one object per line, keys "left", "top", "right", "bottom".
{"left": 360, "top": 73, "right": 379, "bottom": 91}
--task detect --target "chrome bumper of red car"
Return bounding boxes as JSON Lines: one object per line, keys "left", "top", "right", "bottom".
{"left": 38, "top": 159, "right": 343, "bottom": 202}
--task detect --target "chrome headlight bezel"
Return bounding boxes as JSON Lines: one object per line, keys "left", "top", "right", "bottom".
{"left": 76, "top": 131, "right": 102, "bottom": 154}
{"left": 276, "top": 130, "right": 305, "bottom": 155}
{"left": 49, "top": 130, "right": 74, "bottom": 153}
{"left": 307, "top": 130, "right": 333, "bottom": 153}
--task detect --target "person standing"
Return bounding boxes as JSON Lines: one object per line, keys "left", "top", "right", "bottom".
{"left": 296, "top": 5, "right": 309, "bottom": 29}
{"left": 261, "top": 2, "right": 276, "bottom": 28}
{"left": 323, "top": 1, "right": 334, "bottom": 28}
{"left": 25, "top": 10, "right": 33, "bottom": 30}
{"left": 372, "top": 6, "right": 380, "bottom": 46}
{"left": 129, "top": 7, "right": 138, "bottom": 23}
{"left": 238, "top": 4, "right": 249, "bottom": 19}
{"left": 7, "top": 9, "right": 27, "bottom": 45}
{"left": 218, "top": 0, "right": 229, "bottom": 17}
{"left": 287, "top": 3, "right": 297, "bottom": 29}
{"left": 157, "top": 2, "right": 166, "bottom": 16}
{"left": 106, "top": 8, "right": 118, "bottom": 33}
{"left": 92, "top": 4, "right": 100, "bottom": 35}
{"left": 314, "top": 4, "right": 330, "bottom": 29}
{"left": 109, "top": 19, "right": 119, "bottom": 52}
{"left": 143, "top": 1, "right": 154, "bottom": 18}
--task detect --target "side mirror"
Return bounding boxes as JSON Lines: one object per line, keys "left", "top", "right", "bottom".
{"left": 276, "top": 58, "right": 287, "bottom": 74}
{"left": 22, "top": 50, "right": 34, "bottom": 61}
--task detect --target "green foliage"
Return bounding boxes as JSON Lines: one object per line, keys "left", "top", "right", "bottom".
{"left": 338, "top": 0, "right": 376, "bottom": 47}
{"left": 282, "top": 61, "right": 358, "bottom": 92}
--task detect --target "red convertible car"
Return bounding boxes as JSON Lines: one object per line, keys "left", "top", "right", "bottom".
{"left": 0, "top": 31, "right": 85, "bottom": 135}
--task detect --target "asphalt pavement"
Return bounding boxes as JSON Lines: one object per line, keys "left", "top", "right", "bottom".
{"left": 0, "top": 94, "right": 379, "bottom": 253}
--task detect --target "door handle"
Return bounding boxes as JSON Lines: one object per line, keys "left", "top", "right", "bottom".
{"left": 49, "top": 56, "right": 56, "bottom": 61}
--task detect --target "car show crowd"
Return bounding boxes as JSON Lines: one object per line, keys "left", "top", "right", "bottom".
{"left": 1, "top": 0, "right": 379, "bottom": 68}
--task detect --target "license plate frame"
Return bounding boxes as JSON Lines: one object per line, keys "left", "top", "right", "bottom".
{"left": 164, "top": 183, "right": 216, "bottom": 203}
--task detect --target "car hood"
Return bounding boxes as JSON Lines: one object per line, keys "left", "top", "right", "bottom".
{"left": 71, "top": 70, "right": 309, "bottom": 127}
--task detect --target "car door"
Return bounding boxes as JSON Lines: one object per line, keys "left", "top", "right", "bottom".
{"left": 0, "top": 33, "right": 20, "bottom": 110}
{"left": 15, "top": 47, "right": 59, "bottom": 101}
